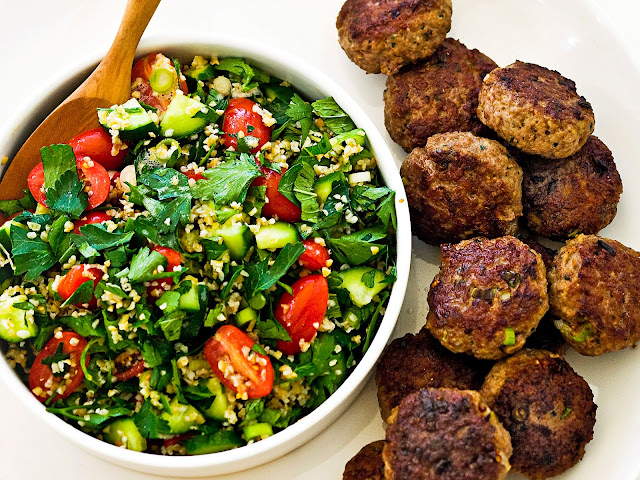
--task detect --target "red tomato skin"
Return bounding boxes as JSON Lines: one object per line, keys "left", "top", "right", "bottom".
{"left": 252, "top": 167, "right": 302, "bottom": 222}
{"left": 146, "top": 245, "right": 181, "bottom": 297}
{"left": 131, "top": 53, "right": 188, "bottom": 112}
{"left": 275, "top": 275, "right": 329, "bottom": 355}
{"left": 73, "top": 211, "right": 112, "bottom": 235}
{"left": 221, "top": 98, "right": 272, "bottom": 154}
{"left": 114, "top": 360, "right": 145, "bottom": 382}
{"left": 204, "top": 325, "right": 274, "bottom": 399}
{"left": 57, "top": 265, "right": 103, "bottom": 309}
{"left": 27, "top": 159, "right": 110, "bottom": 211}
{"left": 184, "top": 170, "right": 206, "bottom": 182}
{"left": 29, "top": 332, "right": 88, "bottom": 403}
{"left": 299, "top": 239, "right": 331, "bottom": 271}
{"left": 68, "top": 128, "right": 128, "bottom": 170}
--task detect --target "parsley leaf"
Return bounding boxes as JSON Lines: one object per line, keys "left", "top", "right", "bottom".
{"left": 329, "top": 227, "right": 387, "bottom": 266}
{"left": 59, "top": 314, "right": 105, "bottom": 337}
{"left": 9, "top": 213, "right": 56, "bottom": 281}
{"left": 40, "top": 144, "right": 75, "bottom": 187}
{"left": 126, "top": 216, "right": 182, "bottom": 251}
{"left": 0, "top": 190, "right": 36, "bottom": 216}
{"left": 158, "top": 311, "right": 185, "bottom": 342}
{"left": 60, "top": 280, "right": 95, "bottom": 307}
{"left": 191, "top": 153, "right": 263, "bottom": 206}
{"left": 41, "top": 145, "right": 88, "bottom": 217}
{"left": 377, "top": 191, "right": 397, "bottom": 229}
{"left": 127, "top": 247, "right": 166, "bottom": 283}
{"left": 134, "top": 398, "right": 170, "bottom": 439}
{"left": 244, "top": 242, "right": 305, "bottom": 298}
{"left": 75, "top": 224, "right": 134, "bottom": 250}
{"left": 41, "top": 342, "right": 69, "bottom": 369}
{"left": 311, "top": 97, "right": 356, "bottom": 134}
{"left": 293, "top": 162, "right": 319, "bottom": 223}
{"left": 277, "top": 162, "right": 302, "bottom": 204}
{"left": 254, "top": 306, "right": 292, "bottom": 342}
{"left": 286, "top": 94, "right": 313, "bottom": 146}
{"left": 48, "top": 215, "right": 76, "bottom": 263}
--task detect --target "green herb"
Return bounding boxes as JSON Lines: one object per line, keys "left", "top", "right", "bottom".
{"left": 362, "top": 292, "right": 390, "bottom": 353}
{"left": 191, "top": 153, "right": 263, "bottom": 206}
{"left": 139, "top": 334, "right": 173, "bottom": 368}
{"left": 201, "top": 238, "right": 227, "bottom": 262}
{"left": 329, "top": 227, "right": 386, "bottom": 265}
{"left": 254, "top": 305, "right": 292, "bottom": 342}
{"left": 293, "top": 162, "right": 319, "bottom": 223}
{"left": 560, "top": 407, "right": 572, "bottom": 420}
{"left": 59, "top": 314, "right": 105, "bottom": 337}
{"left": 0, "top": 190, "right": 37, "bottom": 216}
{"left": 159, "top": 310, "right": 185, "bottom": 342}
{"left": 376, "top": 191, "right": 397, "bottom": 229}
{"left": 127, "top": 247, "right": 167, "bottom": 283}
{"left": 221, "top": 263, "right": 245, "bottom": 300}
{"left": 286, "top": 94, "right": 313, "bottom": 146}
{"left": 48, "top": 215, "right": 76, "bottom": 262}
{"left": 134, "top": 398, "right": 170, "bottom": 439}
{"left": 9, "top": 214, "right": 57, "bottom": 282}
{"left": 41, "top": 342, "right": 69, "bottom": 370}
{"left": 75, "top": 224, "right": 134, "bottom": 251}
{"left": 244, "top": 242, "right": 305, "bottom": 298}
{"left": 41, "top": 145, "right": 89, "bottom": 217}
{"left": 277, "top": 163, "right": 302, "bottom": 205}
{"left": 311, "top": 97, "right": 356, "bottom": 134}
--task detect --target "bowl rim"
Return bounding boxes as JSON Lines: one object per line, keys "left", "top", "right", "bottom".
{"left": 0, "top": 32, "right": 411, "bottom": 474}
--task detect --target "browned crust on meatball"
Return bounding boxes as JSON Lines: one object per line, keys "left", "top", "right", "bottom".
{"left": 427, "top": 236, "right": 549, "bottom": 359}
{"left": 383, "top": 388, "right": 512, "bottom": 480}
{"left": 400, "top": 133, "right": 523, "bottom": 245}
{"left": 384, "top": 38, "right": 498, "bottom": 151}
{"left": 344, "top": 440, "right": 386, "bottom": 480}
{"left": 480, "top": 349, "right": 596, "bottom": 479}
{"left": 477, "top": 61, "right": 595, "bottom": 159}
{"left": 375, "top": 328, "right": 487, "bottom": 422}
{"left": 519, "top": 237, "right": 556, "bottom": 271}
{"left": 336, "top": 0, "right": 452, "bottom": 75}
{"left": 519, "top": 136, "right": 622, "bottom": 238}
{"left": 548, "top": 234, "right": 640, "bottom": 355}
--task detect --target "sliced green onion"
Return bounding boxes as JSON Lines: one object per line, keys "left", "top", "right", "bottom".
{"left": 503, "top": 327, "right": 516, "bottom": 346}
{"left": 235, "top": 307, "right": 257, "bottom": 327}
{"left": 149, "top": 68, "right": 175, "bottom": 94}
{"left": 243, "top": 422, "right": 273, "bottom": 441}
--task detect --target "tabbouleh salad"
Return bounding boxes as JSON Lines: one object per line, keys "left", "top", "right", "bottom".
{"left": 0, "top": 53, "right": 397, "bottom": 455}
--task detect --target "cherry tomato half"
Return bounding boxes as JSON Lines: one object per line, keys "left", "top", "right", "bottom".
{"left": 113, "top": 350, "right": 145, "bottom": 382}
{"left": 299, "top": 239, "right": 331, "bottom": 271}
{"left": 73, "top": 211, "right": 112, "bottom": 235}
{"left": 27, "top": 158, "right": 110, "bottom": 210}
{"left": 275, "top": 275, "right": 329, "bottom": 355}
{"left": 221, "top": 98, "right": 272, "bottom": 154}
{"left": 252, "top": 167, "right": 302, "bottom": 222}
{"left": 204, "top": 325, "right": 274, "bottom": 399}
{"left": 57, "top": 264, "right": 103, "bottom": 309}
{"left": 29, "top": 332, "right": 88, "bottom": 403}
{"left": 68, "top": 128, "right": 128, "bottom": 170}
{"left": 146, "top": 245, "right": 182, "bottom": 297}
{"left": 131, "top": 52, "right": 188, "bottom": 112}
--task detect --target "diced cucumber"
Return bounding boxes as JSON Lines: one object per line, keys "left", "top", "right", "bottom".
{"left": 184, "top": 64, "right": 216, "bottom": 82}
{"left": 203, "top": 378, "right": 228, "bottom": 421}
{"left": 255, "top": 222, "right": 299, "bottom": 251}
{"left": 160, "top": 93, "right": 209, "bottom": 138}
{"left": 313, "top": 171, "right": 345, "bottom": 205}
{"left": 338, "top": 267, "right": 388, "bottom": 307}
{"left": 160, "top": 397, "right": 205, "bottom": 434}
{"left": 235, "top": 307, "right": 257, "bottom": 327}
{"left": 178, "top": 276, "right": 201, "bottom": 312}
{"left": 185, "top": 430, "right": 243, "bottom": 455}
{"left": 103, "top": 418, "right": 147, "bottom": 452}
{"left": 212, "top": 214, "right": 253, "bottom": 261}
{"left": 243, "top": 423, "right": 273, "bottom": 441}
{"left": 330, "top": 128, "right": 366, "bottom": 147}
{"left": 97, "top": 98, "right": 158, "bottom": 141}
{"left": 247, "top": 293, "right": 267, "bottom": 310}
{"left": 0, "top": 220, "right": 12, "bottom": 252}
{"left": 0, "top": 294, "right": 38, "bottom": 342}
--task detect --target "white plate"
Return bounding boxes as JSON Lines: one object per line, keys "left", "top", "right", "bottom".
{"left": 1, "top": 1, "right": 639, "bottom": 479}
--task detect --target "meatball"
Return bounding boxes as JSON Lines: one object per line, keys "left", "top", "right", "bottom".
{"left": 383, "top": 388, "right": 512, "bottom": 480}
{"left": 548, "top": 234, "right": 640, "bottom": 355}
{"left": 520, "top": 136, "right": 623, "bottom": 238}
{"left": 384, "top": 38, "right": 498, "bottom": 152}
{"left": 375, "top": 328, "right": 487, "bottom": 422}
{"left": 480, "top": 349, "right": 597, "bottom": 479}
{"left": 400, "top": 132, "right": 523, "bottom": 245}
{"left": 336, "top": 0, "right": 452, "bottom": 75}
{"left": 477, "top": 61, "right": 594, "bottom": 159}
{"left": 343, "top": 440, "right": 386, "bottom": 480}
{"left": 519, "top": 237, "right": 556, "bottom": 271}
{"left": 427, "top": 236, "right": 549, "bottom": 359}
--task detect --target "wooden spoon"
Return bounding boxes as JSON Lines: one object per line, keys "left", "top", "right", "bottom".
{"left": 0, "top": 0, "right": 161, "bottom": 201}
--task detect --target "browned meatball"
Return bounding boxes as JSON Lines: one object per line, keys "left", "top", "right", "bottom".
{"left": 343, "top": 440, "right": 386, "bottom": 480}
{"left": 519, "top": 237, "right": 556, "bottom": 271}
{"left": 336, "top": 0, "right": 452, "bottom": 75}
{"left": 480, "top": 349, "right": 597, "bottom": 479}
{"left": 427, "top": 236, "right": 549, "bottom": 359}
{"left": 477, "top": 61, "right": 594, "bottom": 159}
{"left": 548, "top": 234, "right": 640, "bottom": 355}
{"left": 520, "top": 136, "right": 622, "bottom": 239}
{"left": 400, "top": 132, "right": 523, "bottom": 245}
{"left": 375, "top": 328, "right": 487, "bottom": 422}
{"left": 384, "top": 38, "right": 498, "bottom": 152}
{"left": 383, "top": 388, "right": 512, "bottom": 480}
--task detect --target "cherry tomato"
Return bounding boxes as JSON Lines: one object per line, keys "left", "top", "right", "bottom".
{"left": 252, "top": 167, "right": 302, "bottom": 222}
{"left": 73, "top": 211, "right": 112, "bottom": 235}
{"left": 204, "top": 325, "right": 274, "bottom": 399}
{"left": 114, "top": 350, "right": 145, "bottom": 382}
{"left": 299, "top": 239, "right": 331, "bottom": 271}
{"left": 29, "top": 332, "right": 88, "bottom": 403}
{"left": 131, "top": 52, "right": 188, "bottom": 112}
{"left": 221, "top": 98, "right": 272, "bottom": 153}
{"left": 184, "top": 169, "right": 206, "bottom": 182}
{"left": 68, "top": 128, "right": 128, "bottom": 170}
{"left": 27, "top": 158, "right": 110, "bottom": 210}
{"left": 146, "top": 245, "right": 181, "bottom": 297}
{"left": 275, "top": 275, "right": 329, "bottom": 355}
{"left": 57, "top": 264, "right": 103, "bottom": 309}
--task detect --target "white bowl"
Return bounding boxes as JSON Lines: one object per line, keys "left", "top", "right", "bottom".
{"left": 0, "top": 34, "right": 411, "bottom": 477}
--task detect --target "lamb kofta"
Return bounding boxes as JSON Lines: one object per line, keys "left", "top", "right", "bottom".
{"left": 343, "top": 440, "right": 386, "bottom": 480}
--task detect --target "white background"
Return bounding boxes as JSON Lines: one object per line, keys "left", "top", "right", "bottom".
{"left": 1, "top": 1, "right": 639, "bottom": 479}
